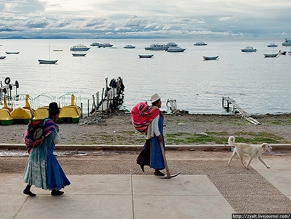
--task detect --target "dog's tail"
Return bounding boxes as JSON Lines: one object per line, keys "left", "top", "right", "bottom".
{"left": 228, "top": 136, "right": 235, "bottom": 146}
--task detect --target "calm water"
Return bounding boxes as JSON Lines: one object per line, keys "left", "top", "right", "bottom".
{"left": 0, "top": 38, "right": 290, "bottom": 115}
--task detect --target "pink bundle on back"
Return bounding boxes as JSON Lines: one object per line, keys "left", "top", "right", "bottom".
{"left": 130, "top": 102, "right": 159, "bottom": 134}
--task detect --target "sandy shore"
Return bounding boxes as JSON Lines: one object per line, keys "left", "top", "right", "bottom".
{"left": 1, "top": 111, "right": 291, "bottom": 145}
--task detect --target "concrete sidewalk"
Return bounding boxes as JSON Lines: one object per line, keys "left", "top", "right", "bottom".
{"left": 0, "top": 151, "right": 291, "bottom": 219}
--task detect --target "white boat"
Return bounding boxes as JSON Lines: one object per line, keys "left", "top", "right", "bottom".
{"left": 124, "top": 45, "right": 135, "bottom": 49}
{"left": 264, "top": 53, "right": 278, "bottom": 58}
{"left": 241, "top": 46, "right": 257, "bottom": 52}
{"left": 138, "top": 54, "right": 154, "bottom": 58}
{"left": 90, "top": 42, "right": 100, "bottom": 46}
{"left": 6, "top": 51, "right": 19, "bottom": 54}
{"left": 0, "top": 56, "right": 6, "bottom": 59}
{"left": 98, "top": 43, "right": 113, "bottom": 48}
{"left": 267, "top": 43, "right": 278, "bottom": 47}
{"left": 38, "top": 59, "right": 58, "bottom": 64}
{"left": 166, "top": 42, "right": 178, "bottom": 47}
{"left": 72, "top": 53, "right": 86, "bottom": 57}
{"left": 70, "top": 44, "right": 90, "bottom": 51}
{"left": 194, "top": 42, "right": 207, "bottom": 46}
{"left": 282, "top": 38, "right": 291, "bottom": 46}
{"left": 144, "top": 44, "right": 169, "bottom": 51}
{"left": 167, "top": 46, "right": 186, "bottom": 52}
{"left": 203, "top": 55, "right": 219, "bottom": 60}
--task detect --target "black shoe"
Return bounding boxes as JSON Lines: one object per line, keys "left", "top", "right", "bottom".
{"left": 154, "top": 171, "right": 165, "bottom": 176}
{"left": 23, "top": 189, "right": 36, "bottom": 196}
{"left": 51, "top": 189, "right": 64, "bottom": 196}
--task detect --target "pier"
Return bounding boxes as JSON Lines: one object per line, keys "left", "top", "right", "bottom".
{"left": 222, "top": 97, "right": 261, "bottom": 125}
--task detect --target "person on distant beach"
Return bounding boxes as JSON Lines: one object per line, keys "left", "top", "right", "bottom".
{"left": 23, "top": 102, "right": 70, "bottom": 196}
{"left": 136, "top": 93, "right": 165, "bottom": 176}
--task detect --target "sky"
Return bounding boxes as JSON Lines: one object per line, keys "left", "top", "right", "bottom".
{"left": 0, "top": 0, "right": 291, "bottom": 39}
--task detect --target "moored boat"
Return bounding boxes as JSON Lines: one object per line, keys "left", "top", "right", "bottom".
{"left": 124, "top": 45, "right": 135, "bottom": 49}
{"left": 10, "top": 94, "right": 33, "bottom": 124}
{"left": 194, "top": 42, "right": 207, "bottom": 46}
{"left": 0, "top": 56, "right": 6, "bottom": 59}
{"left": 72, "top": 53, "right": 86, "bottom": 56}
{"left": 98, "top": 43, "right": 113, "bottom": 48}
{"left": 0, "top": 96, "right": 13, "bottom": 125}
{"left": 241, "top": 46, "right": 257, "bottom": 52}
{"left": 145, "top": 44, "right": 169, "bottom": 51}
{"left": 6, "top": 51, "right": 19, "bottom": 54}
{"left": 167, "top": 46, "right": 186, "bottom": 52}
{"left": 139, "top": 54, "right": 154, "bottom": 58}
{"left": 282, "top": 38, "right": 291, "bottom": 46}
{"left": 58, "top": 94, "right": 81, "bottom": 123}
{"left": 264, "top": 53, "right": 278, "bottom": 58}
{"left": 267, "top": 43, "right": 278, "bottom": 47}
{"left": 203, "top": 55, "right": 219, "bottom": 60}
{"left": 70, "top": 44, "right": 90, "bottom": 51}
{"left": 38, "top": 59, "right": 58, "bottom": 64}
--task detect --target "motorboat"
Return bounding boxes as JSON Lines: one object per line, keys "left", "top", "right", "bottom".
{"left": 241, "top": 46, "right": 257, "bottom": 52}
{"left": 166, "top": 42, "right": 178, "bottom": 47}
{"left": 194, "top": 42, "right": 207, "bottom": 46}
{"left": 264, "top": 53, "right": 278, "bottom": 58}
{"left": 203, "top": 55, "right": 219, "bottom": 60}
{"left": 72, "top": 53, "right": 86, "bottom": 56}
{"left": 6, "top": 51, "right": 19, "bottom": 54}
{"left": 90, "top": 42, "right": 100, "bottom": 46}
{"left": 144, "top": 44, "right": 169, "bottom": 51}
{"left": 282, "top": 38, "right": 291, "bottom": 46}
{"left": 124, "top": 45, "right": 136, "bottom": 49}
{"left": 166, "top": 46, "right": 186, "bottom": 52}
{"left": 70, "top": 44, "right": 90, "bottom": 51}
{"left": 98, "top": 43, "right": 113, "bottom": 48}
{"left": 267, "top": 43, "right": 278, "bottom": 47}
{"left": 38, "top": 59, "right": 58, "bottom": 64}
{"left": 138, "top": 54, "right": 154, "bottom": 58}
{"left": 0, "top": 56, "right": 6, "bottom": 59}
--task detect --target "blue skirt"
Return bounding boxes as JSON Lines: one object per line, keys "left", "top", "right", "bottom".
{"left": 150, "top": 137, "right": 165, "bottom": 170}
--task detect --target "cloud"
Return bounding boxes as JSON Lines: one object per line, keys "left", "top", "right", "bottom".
{"left": 0, "top": 0, "right": 290, "bottom": 38}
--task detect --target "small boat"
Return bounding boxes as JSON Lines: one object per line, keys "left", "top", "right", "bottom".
{"left": 145, "top": 44, "right": 169, "bottom": 51}
{"left": 58, "top": 94, "right": 82, "bottom": 123}
{"left": 0, "top": 56, "right": 6, "bottom": 59}
{"left": 167, "top": 46, "right": 186, "bottom": 52}
{"left": 203, "top": 55, "right": 219, "bottom": 60}
{"left": 53, "top": 49, "right": 63, "bottom": 52}
{"left": 72, "top": 53, "right": 86, "bottom": 56}
{"left": 90, "top": 42, "right": 100, "bottom": 46}
{"left": 6, "top": 51, "right": 19, "bottom": 54}
{"left": 0, "top": 96, "right": 13, "bottom": 125}
{"left": 264, "top": 53, "right": 278, "bottom": 58}
{"left": 98, "top": 43, "right": 113, "bottom": 48}
{"left": 282, "top": 38, "right": 291, "bottom": 46}
{"left": 139, "top": 54, "right": 154, "bottom": 58}
{"left": 38, "top": 59, "right": 58, "bottom": 64}
{"left": 241, "top": 46, "right": 257, "bottom": 52}
{"left": 70, "top": 44, "right": 90, "bottom": 51}
{"left": 166, "top": 42, "right": 178, "bottom": 47}
{"left": 267, "top": 43, "right": 278, "bottom": 47}
{"left": 194, "top": 42, "right": 207, "bottom": 46}
{"left": 124, "top": 45, "right": 135, "bottom": 49}
{"left": 10, "top": 94, "right": 33, "bottom": 124}
{"left": 279, "top": 50, "right": 286, "bottom": 55}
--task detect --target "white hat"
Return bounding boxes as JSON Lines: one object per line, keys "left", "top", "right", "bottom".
{"left": 150, "top": 93, "right": 160, "bottom": 103}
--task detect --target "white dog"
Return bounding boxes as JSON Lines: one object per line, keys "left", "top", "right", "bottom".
{"left": 227, "top": 136, "right": 272, "bottom": 169}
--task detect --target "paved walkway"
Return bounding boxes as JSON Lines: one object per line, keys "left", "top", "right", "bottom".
{"left": 0, "top": 149, "right": 291, "bottom": 219}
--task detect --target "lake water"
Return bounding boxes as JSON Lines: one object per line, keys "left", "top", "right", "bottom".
{"left": 0, "top": 38, "right": 290, "bottom": 115}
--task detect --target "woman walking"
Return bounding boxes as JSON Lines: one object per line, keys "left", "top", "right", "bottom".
{"left": 135, "top": 94, "right": 165, "bottom": 176}
{"left": 23, "top": 102, "right": 70, "bottom": 196}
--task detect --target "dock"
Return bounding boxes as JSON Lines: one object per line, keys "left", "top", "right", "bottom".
{"left": 222, "top": 97, "right": 261, "bottom": 125}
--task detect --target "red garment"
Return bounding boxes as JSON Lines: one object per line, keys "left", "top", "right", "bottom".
{"left": 130, "top": 102, "right": 159, "bottom": 134}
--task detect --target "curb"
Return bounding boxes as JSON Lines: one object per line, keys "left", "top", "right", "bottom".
{"left": 1, "top": 144, "right": 291, "bottom": 151}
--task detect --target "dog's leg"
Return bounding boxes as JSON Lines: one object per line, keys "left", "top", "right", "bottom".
{"left": 258, "top": 156, "right": 270, "bottom": 168}
{"left": 228, "top": 150, "right": 237, "bottom": 166}
{"left": 245, "top": 157, "right": 254, "bottom": 169}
